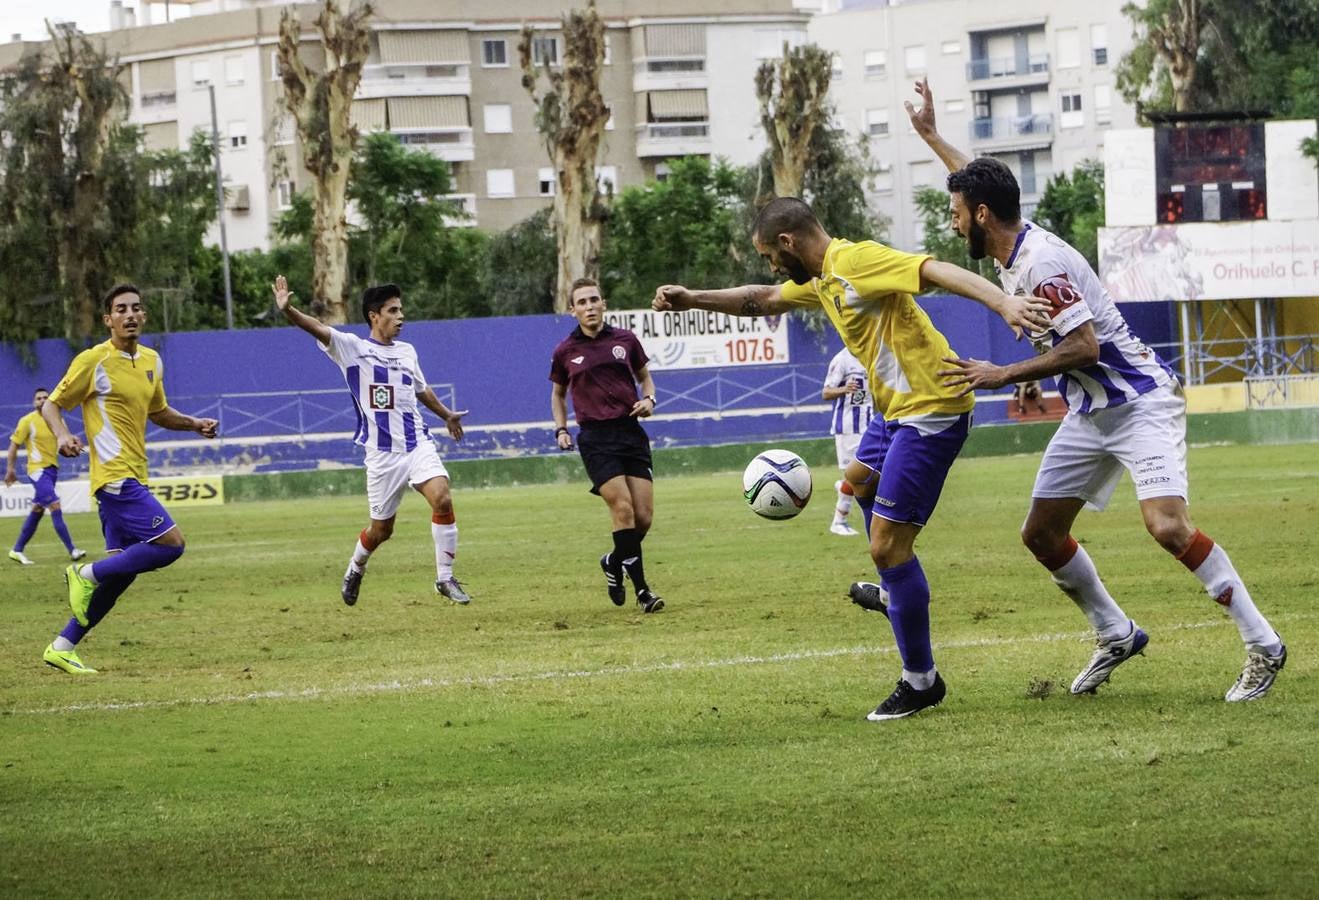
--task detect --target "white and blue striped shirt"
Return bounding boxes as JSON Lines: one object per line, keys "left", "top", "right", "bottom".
{"left": 825, "top": 349, "right": 874, "bottom": 435}
{"left": 321, "top": 329, "right": 432, "bottom": 453}
{"left": 997, "top": 223, "right": 1175, "bottom": 415}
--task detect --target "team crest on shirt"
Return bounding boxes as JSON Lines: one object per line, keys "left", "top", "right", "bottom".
{"left": 570, "top": 355, "right": 585, "bottom": 365}
{"left": 369, "top": 383, "right": 395, "bottom": 410}
{"left": 146, "top": 370, "right": 154, "bottom": 382}
{"left": 612, "top": 345, "right": 627, "bottom": 360}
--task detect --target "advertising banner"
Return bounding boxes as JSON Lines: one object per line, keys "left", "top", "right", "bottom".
{"left": 144, "top": 475, "right": 225, "bottom": 507}
{"left": 1099, "top": 221, "right": 1319, "bottom": 302}
{"left": 0, "top": 479, "right": 92, "bottom": 518}
{"left": 602, "top": 309, "right": 791, "bottom": 370}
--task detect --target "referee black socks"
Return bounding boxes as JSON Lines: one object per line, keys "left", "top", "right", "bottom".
{"left": 611, "top": 527, "right": 648, "bottom": 593}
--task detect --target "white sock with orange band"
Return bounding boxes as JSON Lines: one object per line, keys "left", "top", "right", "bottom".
{"left": 432, "top": 510, "right": 458, "bottom": 580}
{"left": 1175, "top": 529, "right": 1279, "bottom": 650}
{"left": 1036, "top": 535, "right": 1130, "bottom": 641}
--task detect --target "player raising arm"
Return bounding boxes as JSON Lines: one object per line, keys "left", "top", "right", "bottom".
{"left": 274, "top": 275, "right": 473, "bottom": 606}
{"left": 655, "top": 198, "right": 1049, "bottom": 722}
{"left": 907, "top": 78, "right": 1286, "bottom": 702}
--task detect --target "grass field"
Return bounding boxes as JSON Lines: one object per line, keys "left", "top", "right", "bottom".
{"left": 1, "top": 443, "right": 1316, "bottom": 899}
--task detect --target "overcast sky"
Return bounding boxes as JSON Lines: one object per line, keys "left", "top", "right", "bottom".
{"left": 0, "top": 2, "right": 199, "bottom": 42}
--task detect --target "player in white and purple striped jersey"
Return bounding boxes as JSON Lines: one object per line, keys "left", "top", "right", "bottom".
{"left": 274, "top": 276, "right": 474, "bottom": 607}
{"left": 909, "top": 79, "right": 1285, "bottom": 703}
{"left": 821, "top": 348, "right": 873, "bottom": 536}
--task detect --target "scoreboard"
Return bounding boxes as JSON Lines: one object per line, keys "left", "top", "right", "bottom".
{"left": 1154, "top": 124, "right": 1268, "bottom": 223}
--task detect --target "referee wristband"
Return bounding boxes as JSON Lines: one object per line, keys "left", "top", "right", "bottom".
{"left": 644, "top": 394, "right": 657, "bottom": 406}
{"left": 555, "top": 427, "right": 569, "bottom": 436}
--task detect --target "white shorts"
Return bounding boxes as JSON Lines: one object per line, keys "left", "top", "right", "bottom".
{"left": 364, "top": 441, "right": 449, "bottom": 520}
{"left": 1032, "top": 383, "right": 1188, "bottom": 511}
{"left": 834, "top": 433, "right": 862, "bottom": 469}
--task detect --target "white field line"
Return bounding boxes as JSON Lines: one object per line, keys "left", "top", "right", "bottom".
{"left": 13, "top": 618, "right": 1241, "bottom": 718}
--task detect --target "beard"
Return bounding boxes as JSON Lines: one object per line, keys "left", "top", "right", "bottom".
{"left": 966, "top": 219, "right": 988, "bottom": 260}
{"left": 780, "top": 251, "right": 812, "bottom": 284}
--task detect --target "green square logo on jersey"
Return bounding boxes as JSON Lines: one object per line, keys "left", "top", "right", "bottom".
{"left": 369, "top": 384, "right": 394, "bottom": 410}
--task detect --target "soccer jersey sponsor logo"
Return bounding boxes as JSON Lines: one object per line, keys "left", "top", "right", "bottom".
{"left": 571, "top": 355, "right": 585, "bottom": 365}
{"left": 369, "top": 383, "right": 395, "bottom": 410}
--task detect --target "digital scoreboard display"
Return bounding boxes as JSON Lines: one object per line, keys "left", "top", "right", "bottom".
{"left": 1154, "top": 124, "right": 1267, "bottom": 223}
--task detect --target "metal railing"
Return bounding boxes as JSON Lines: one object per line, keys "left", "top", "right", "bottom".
{"left": 966, "top": 53, "right": 1049, "bottom": 81}
{"left": 637, "top": 122, "right": 710, "bottom": 140}
{"left": 970, "top": 113, "right": 1053, "bottom": 142}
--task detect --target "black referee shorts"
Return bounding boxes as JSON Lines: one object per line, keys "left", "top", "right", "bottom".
{"left": 577, "top": 417, "right": 653, "bottom": 495}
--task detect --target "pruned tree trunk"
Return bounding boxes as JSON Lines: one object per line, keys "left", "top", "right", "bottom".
{"left": 277, "top": 0, "right": 373, "bottom": 323}
{"left": 1152, "top": 0, "right": 1201, "bottom": 112}
{"left": 519, "top": 1, "right": 609, "bottom": 313}
{"left": 756, "top": 43, "right": 833, "bottom": 201}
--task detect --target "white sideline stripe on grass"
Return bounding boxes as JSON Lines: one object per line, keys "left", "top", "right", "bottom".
{"left": 18, "top": 619, "right": 1235, "bottom": 718}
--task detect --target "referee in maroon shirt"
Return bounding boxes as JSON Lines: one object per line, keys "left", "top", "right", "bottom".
{"left": 550, "top": 278, "right": 664, "bottom": 613}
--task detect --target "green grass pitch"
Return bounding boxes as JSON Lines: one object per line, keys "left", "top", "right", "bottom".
{"left": 2, "top": 443, "right": 1316, "bottom": 898}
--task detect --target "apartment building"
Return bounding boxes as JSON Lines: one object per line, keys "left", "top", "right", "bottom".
{"left": 0, "top": 0, "right": 810, "bottom": 251}
{"left": 809, "top": 0, "right": 1136, "bottom": 250}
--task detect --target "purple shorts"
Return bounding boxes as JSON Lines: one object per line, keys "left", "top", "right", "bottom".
{"left": 29, "top": 466, "right": 60, "bottom": 507}
{"left": 97, "top": 479, "right": 176, "bottom": 551}
{"left": 855, "top": 413, "right": 971, "bottom": 526}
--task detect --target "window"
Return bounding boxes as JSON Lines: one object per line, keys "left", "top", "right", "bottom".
{"left": 945, "top": 98, "right": 966, "bottom": 114}
{"left": 228, "top": 120, "right": 247, "bottom": 149}
{"left": 1056, "top": 28, "right": 1080, "bottom": 69}
{"left": 538, "top": 167, "right": 555, "bottom": 197}
{"left": 486, "top": 169, "right": 515, "bottom": 198}
{"left": 831, "top": 54, "right": 843, "bottom": 81}
{"left": 874, "top": 162, "right": 894, "bottom": 193}
{"left": 483, "top": 104, "right": 512, "bottom": 134}
{"left": 482, "top": 39, "right": 507, "bottom": 67}
{"left": 904, "top": 45, "right": 926, "bottom": 73}
{"left": 596, "top": 165, "right": 618, "bottom": 195}
{"left": 605, "top": 104, "right": 615, "bottom": 131}
{"left": 655, "top": 162, "right": 671, "bottom": 182}
{"left": 224, "top": 56, "right": 243, "bottom": 85}
{"left": 941, "top": 40, "right": 961, "bottom": 55}
{"left": 1060, "top": 91, "right": 1084, "bottom": 128}
{"left": 191, "top": 60, "right": 210, "bottom": 87}
{"left": 865, "top": 108, "right": 889, "bottom": 137}
{"left": 270, "top": 50, "right": 282, "bottom": 81}
{"left": 909, "top": 160, "right": 935, "bottom": 188}
{"left": 532, "top": 36, "right": 559, "bottom": 67}
{"left": 1094, "top": 84, "right": 1112, "bottom": 124}
{"left": 274, "top": 117, "right": 295, "bottom": 146}
{"left": 604, "top": 35, "right": 612, "bottom": 65}
{"left": 276, "top": 180, "right": 294, "bottom": 210}
{"left": 1091, "top": 24, "right": 1108, "bottom": 66}
{"left": 863, "top": 50, "right": 886, "bottom": 79}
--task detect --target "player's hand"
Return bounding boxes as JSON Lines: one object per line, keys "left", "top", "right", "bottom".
{"left": 998, "top": 294, "right": 1052, "bottom": 339}
{"left": 630, "top": 396, "right": 656, "bottom": 418}
{"left": 444, "top": 409, "right": 467, "bottom": 441}
{"left": 272, "top": 275, "right": 293, "bottom": 311}
{"left": 653, "top": 285, "right": 693, "bottom": 312}
{"left": 845, "top": 376, "right": 862, "bottom": 392}
{"left": 57, "top": 434, "right": 83, "bottom": 457}
{"left": 195, "top": 418, "right": 220, "bottom": 439}
{"left": 556, "top": 430, "right": 574, "bottom": 451}
{"left": 938, "top": 356, "right": 1008, "bottom": 396}
{"left": 904, "top": 78, "right": 937, "bottom": 139}
{"left": 3, "top": 469, "right": 16, "bottom": 487}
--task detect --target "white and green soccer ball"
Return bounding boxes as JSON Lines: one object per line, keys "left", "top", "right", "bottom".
{"left": 742, "top": 449, "right": 812, "bottom": 520}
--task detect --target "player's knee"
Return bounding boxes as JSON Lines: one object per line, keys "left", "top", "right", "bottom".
{"left": 633, "top": 509, "right": 652, "bottom": 534}
{"left": 1020, "top": 521, "right": 1053, "bottom": 556}
{"left": 371, "top": 521, "right": 395, "bottom": 543}
{"left": 1145, "top": 514, "right": 1192, "bottom": 554}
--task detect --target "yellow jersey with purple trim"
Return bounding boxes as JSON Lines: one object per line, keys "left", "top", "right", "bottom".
{"left": 8, "top": 411, "right": 59, "bottom": 477}
{"left": 48, "top": 340, "right": 167, "bottom": 493}
{"left": 778, "top": 238, "right": 974, "bottom": 420}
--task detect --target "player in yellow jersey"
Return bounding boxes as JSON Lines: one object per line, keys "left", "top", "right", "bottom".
{"left": 38, "top": 284, "right": 219, "bottom": 675}
{"left": 654, "top": 197, "right": 1049, "bottom": 720}
{"left": 5, "top": 387, "right": 86, "bottom": 565}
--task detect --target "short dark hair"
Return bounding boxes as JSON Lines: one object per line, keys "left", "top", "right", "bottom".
{"left": 102, "top": 284, "right": 141, "bottom": 312}
{"left": 569, "top": 277, "right": 600, "bottom": 295}
{"left": 752, "top": 197, "right": 822, "bottom": 244}
{"left": 947, "top": 158, "right": 1021, "bottom": 223}
{"left": 361, "top": 283, "right": 401, "bottom": 322}
{"left": 34, "top": 387, "right": 49, "bottom": 395}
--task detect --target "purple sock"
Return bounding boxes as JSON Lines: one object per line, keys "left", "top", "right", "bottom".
{"left": 91, "top": 541, "right": 184, "bottom": 581}
{"left": 50, "top": 510, "right": 75, "bottom": 552}
{"left": 59, "top": 617, "right": 89, "bottom": 646}
{"left": 882, "top": 556, "right": 934, "bottom": 674}
{"left": 14, "top": 509, "right": 42, "bottom": 552}
{"left": 86, "top": 575, "right": 136, "bottom": 628}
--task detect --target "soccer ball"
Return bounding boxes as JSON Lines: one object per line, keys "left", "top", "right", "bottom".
{"left": 742, "top": 449, "right": 812, "bottom": 520}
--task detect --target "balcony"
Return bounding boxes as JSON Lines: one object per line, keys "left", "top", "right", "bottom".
{"left": 137, "top": 89, "right": 178, "bottom": 125}
{"left": 393, "top": 129, "right": 475, "bottom": 163}
{"left": 358, "top": 64, "right": 471, "bottom": 99}
{"left": 442, "top": 193, "right": 477, "bottom": 226}
{"left": 970, "top": 113, "right": 1053, "bottom": 151}
{"left": 966, "top": 53, "right": 1050, "bottom": 88}
{"left": 635, "top": 121, "right": 711, "bottom": 157}
{"left": 632, "top": 57, "right": 708, "bottom": 93}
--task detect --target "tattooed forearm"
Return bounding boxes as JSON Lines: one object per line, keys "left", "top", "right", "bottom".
{"left": 736, "top": 284, "right": 774, "bottom": 317}
{"left": 739, "top": 298, "right": 764, "bottom": 317}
